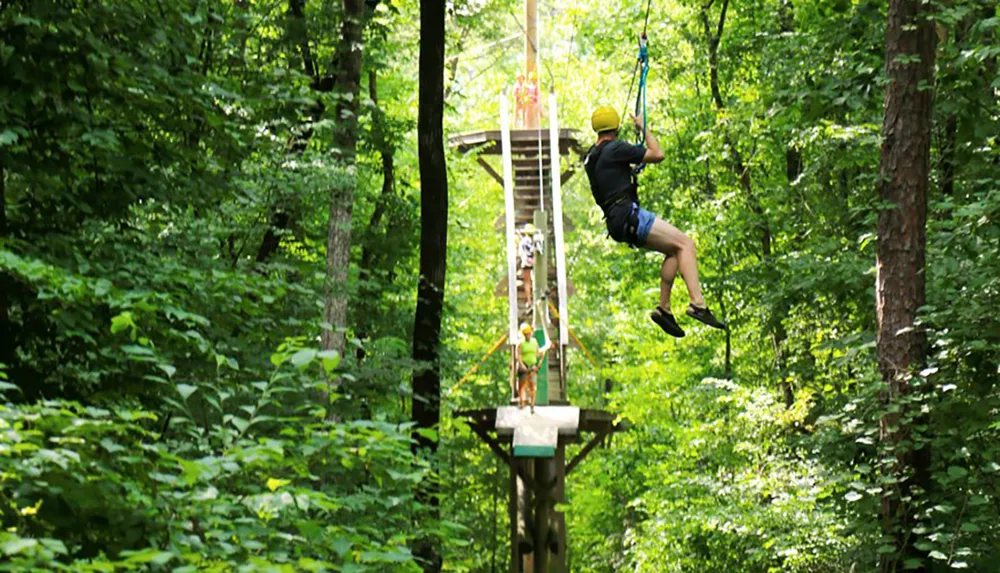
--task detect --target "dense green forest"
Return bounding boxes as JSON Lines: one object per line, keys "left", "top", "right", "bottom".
{"left": 1, "top": 0, "right": 998, "bottom": 571}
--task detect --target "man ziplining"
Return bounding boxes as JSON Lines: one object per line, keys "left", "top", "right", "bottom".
{"left": 583, "top": 106, "right": 726, "bottom": 338}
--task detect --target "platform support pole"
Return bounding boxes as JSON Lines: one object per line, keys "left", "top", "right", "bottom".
{"left": 500, "top": 95, "right": 519, "bottom": 401}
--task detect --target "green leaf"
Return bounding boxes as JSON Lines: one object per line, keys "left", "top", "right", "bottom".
{"left": 176, "top": 384, "right": 198, "bottom": 400}
{"left": 947, "top": 466, "right": 968, "bottom": 480}
{"left": 318, "top": 349, "right": 341, "bottom": 373}
{"left": 230, "top": 416, "right": 249, "bottom": 433}
{"left": 290, "top": 349, "right": 317, "bottom": 369}
{"left": 332, "top": 538, "right": 351, "bottom": 556}
{"left": 122, "top": 345, "right": 155, "bottom": 356}
{"left": 266, "top": 478, "right": 291, "bottom": 492}
{"left": 1, "top": 537, "right": 38, "bottom": 556}
{"left": 928, "top": 551, "right": 948, "bottom": 561}
{"left": 110, "top": 311, "right": 135, "bottom": 334}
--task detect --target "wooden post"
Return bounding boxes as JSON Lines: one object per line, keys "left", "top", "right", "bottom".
{"left": 552, "top": 445, "right": 567, "bottom": 573}
{"left": 525, "top": 0, "right": 537, "bottom": 80}
{"left": 516, "top": 458, "right": 534, "bottom": 571}
{"left": 532, "top": 457, "right": 553, "bottom": 573}
{"left": 509, "top": 450, "right": 518, "bottom": 573}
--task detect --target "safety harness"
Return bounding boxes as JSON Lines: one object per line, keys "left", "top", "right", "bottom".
{"left": 584, "top": 142, "right": 642, "bottom": 246}
{"left": 583, "top": 0, "right": 654, "bottom": 247}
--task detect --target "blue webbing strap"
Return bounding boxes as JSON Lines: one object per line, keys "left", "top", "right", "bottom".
{"left": 633, "top": 33, "right": 649, "bottom": 175}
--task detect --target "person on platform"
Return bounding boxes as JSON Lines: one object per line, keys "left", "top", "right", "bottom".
{"left": 511, "top": 73, "right": 528, "bottom": 128}
{"left": 583, "top": 106, "right": 726, "bottom": 338}
{"left": 515, "top": 322, "right": 550, "bottom": 413}
{"left": 524, "top": 70, "right": 540, "bottom": 127}
{"left": 517, "top": 223, "right": 544, "bottom": 302}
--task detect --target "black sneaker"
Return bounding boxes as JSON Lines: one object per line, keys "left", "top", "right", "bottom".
{"left": 686, "top": 304, "right": 727, "bottom": 330}
{"left": 650, "top": 307, "right": 685, "bottom": 338}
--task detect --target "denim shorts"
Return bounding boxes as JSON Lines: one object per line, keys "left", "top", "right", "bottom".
{"left": 606, "top": 202, "right": 657, "bottom": 247}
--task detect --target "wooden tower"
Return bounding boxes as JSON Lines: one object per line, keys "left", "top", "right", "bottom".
{"left": 450, "top": 3, "right": 626, "bottom": 570}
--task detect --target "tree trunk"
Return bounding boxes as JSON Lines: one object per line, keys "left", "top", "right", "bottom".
{"left": 876, "top": 0, "right": 936, "bottom": 569}
{"left": 359, "top": 69, "right": 397, "bottom": 274}
{"left": 940, "top": 113, "right": 956, "bottom": 197}
{"left": 320, "top": 0, "right": 366, "bottom": 408}
{"left": 701, "top": 0, "right": 772, "bottom": 259}
{"left": 410, "top": 0, "right": 447, "bottom": 569}
{"left": 0, "top": 159, "right": 10, "bottom": 373}
{"left": 254, "top": 0, "right": 320, "bottom": 267}
{"left": 355, "top": 69, "right": 398, "bottom": 361}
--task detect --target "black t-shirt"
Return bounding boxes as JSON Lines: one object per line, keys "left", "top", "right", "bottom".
{"left": 583, "top": 139, "right": 646, "bottom": 210}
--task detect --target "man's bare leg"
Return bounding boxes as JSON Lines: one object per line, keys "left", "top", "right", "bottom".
{"left": 660, "top": 255, "right": 679, "bottom": 310}
{"left": 645, "top": 217, "right": 726, "bottom": 329}
{"left": 643, "top": 218, "right": 706, "bottom": 307}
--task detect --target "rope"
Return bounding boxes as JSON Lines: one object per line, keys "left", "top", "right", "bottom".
{"left": 621, "top": 0, "right": 653, "bottom": 119}
{"left": 546, "top": 300, "right": 600, "bottom": 369}
{"left": 449, "top": 293, "right": 551, "bottom": 396}
{"left": 508, "top": 12, "right": 555, "bottom": 87}
{"left": 449, "top": 332, "right": 509, "bottom": 395}
{"left": 633, "top": 33, "right": 649, "bottom": 175}
{"left": 622, "top": 0, "right": 653, "bottom": 175}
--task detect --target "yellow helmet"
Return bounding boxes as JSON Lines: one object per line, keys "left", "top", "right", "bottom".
{"left": 520, "top": 323, "right": 533, "bottom": 336}
{"left": 591, "top": 106, "right": 620, "bottom": 133}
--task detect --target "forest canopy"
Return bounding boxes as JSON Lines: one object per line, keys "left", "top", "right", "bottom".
{"left": 0, "top": 0, "right": 998, "bottom": 571}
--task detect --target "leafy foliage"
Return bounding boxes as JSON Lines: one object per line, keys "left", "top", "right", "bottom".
{"left": 1, "top": 0, "right": 998, "bottom": 571}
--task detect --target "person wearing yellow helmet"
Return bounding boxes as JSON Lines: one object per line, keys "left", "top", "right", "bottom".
{"left": 583, "top": 106, "right": 726, "bottom": 337}
{"left": 515, "top": 322, "right": 550, "bottom": 412}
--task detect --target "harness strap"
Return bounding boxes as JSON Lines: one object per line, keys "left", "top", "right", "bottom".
{"left": 586, "top": 141, "right": 642, "bottom": 215}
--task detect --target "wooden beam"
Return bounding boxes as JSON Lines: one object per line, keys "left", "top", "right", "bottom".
{"left": 478, "top": 157, "right": 504, "bottom": 186}
{"left": 468, "top": 423, "right": 544, "bottom": 495}
{"left": 566, "top": 428, "right": 611, "bottom": 476}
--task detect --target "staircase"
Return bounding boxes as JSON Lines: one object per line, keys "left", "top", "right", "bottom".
{"left": 510, "top": 132, "right": 566, "bottom": 404}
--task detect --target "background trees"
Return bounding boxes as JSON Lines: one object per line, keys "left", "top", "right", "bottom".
{"left": 1, "top": 0, "right": 998, "bottom": 571}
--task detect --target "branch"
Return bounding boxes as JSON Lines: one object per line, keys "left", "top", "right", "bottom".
{"left": 288, "top": 0, "right": 317, "bottom": 79}
{"left": 716, "top": 0, "right": 730, "bottom": 48}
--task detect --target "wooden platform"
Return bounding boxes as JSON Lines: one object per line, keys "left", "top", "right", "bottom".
{"left": 450, "top": 129, "right": 585, "bottom": 156}
{"left": 456, "top": 407, "right": 625, "bottom": 444}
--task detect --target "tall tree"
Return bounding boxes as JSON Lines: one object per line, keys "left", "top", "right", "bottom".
{"left": 320, "top": 0, "right": 367, "bottom": 407}
{"left": 411, "top": 0, "right": 447, "bottom": 568}
{"left": 0, "top": 160, "right": 9, "bottom": 373}
{"left": 875, "top": 0, "right": 937, "bottom": 569}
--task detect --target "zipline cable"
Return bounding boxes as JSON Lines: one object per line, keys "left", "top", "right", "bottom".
{"left": 622, "top": 0, "right": 653, "bottom": 153}
{"left": 508, "top": 12, "right": 556, "bottom": 88}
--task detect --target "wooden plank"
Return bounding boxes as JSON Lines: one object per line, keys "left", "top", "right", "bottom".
{"left": 455, "top": 407, "right": 623, "bottom": 436}
{"left": 477, "top": 157, "right": 504, "bottom": 186}
{"left": 566, "top": 428, "right": 610, "bottom": 476}
{"left": 449, "top": 129, "right": 584, "bottom": 155}
{"left": 496, "top": 406, "right": 580, "bottom": 434}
